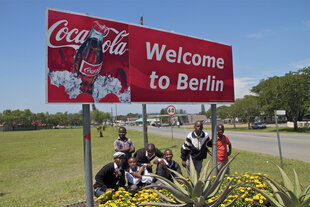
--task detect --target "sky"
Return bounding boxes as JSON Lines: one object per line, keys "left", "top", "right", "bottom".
{"left": 0, "top": 0, "right": 309, "bottom": 115}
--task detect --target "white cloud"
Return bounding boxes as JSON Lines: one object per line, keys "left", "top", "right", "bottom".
{"left": 289, "top": 58, "right": 310, "bottom": 69}
{"left": 234, "top": 77, "right": 257, "bottom": 99}
{"left": 245, "top": 29, "right": 272, "bottom": 39}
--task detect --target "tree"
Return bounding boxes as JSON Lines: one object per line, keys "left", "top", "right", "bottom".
{"left": 200, "top": 104, "right": 206, "bottom": 115}
{"left": 228, "top": 103, "right": 240, "bottom": 128}
{"left": 20, "top": 109, "right": 34, "bottom": 128}
{"left": 91, "top": 109, "right": 111, "bottom": 125}
{"left": 251, "top": 67, "right": 310, "bottom": 131}
{"left": 1, "top": 109, "right": 21, "bottom": 130}
{"left": 234, "top": 95, "right": 260, "bottom": 129}
{"left": 205, "top": 107, "right": 211, "bottom": 119}
{"left": 217, "top": 105, "right": 230, "bottom": 120}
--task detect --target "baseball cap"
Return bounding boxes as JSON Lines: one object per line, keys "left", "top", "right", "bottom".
{"left": 113, "top": 152, "right": 125, "bottom": 159}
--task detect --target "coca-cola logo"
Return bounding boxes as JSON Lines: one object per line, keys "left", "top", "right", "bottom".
{"left": 47, "top": 20, "right": 129, "bottom": 55}
{"left": 79, "top": 60, "right": 103, "bottom": 77}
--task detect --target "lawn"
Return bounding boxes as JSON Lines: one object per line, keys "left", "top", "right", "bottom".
{"left": 0, "top": 127, "right": 309, "bottom": 206}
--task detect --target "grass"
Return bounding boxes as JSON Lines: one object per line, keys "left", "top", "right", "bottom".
{"left": 0, "top": 127, "right": 309, "bottom": 206}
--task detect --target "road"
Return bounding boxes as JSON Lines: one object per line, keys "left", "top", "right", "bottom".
{"left": 127, "top": 126, "right": 310, "bottom": 163}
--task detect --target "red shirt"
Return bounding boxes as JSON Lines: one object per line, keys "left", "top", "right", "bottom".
{"left": 216, "top": 135, "right": 231, "bottom": 162}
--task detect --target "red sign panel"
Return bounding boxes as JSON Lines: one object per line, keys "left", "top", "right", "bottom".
{"left": 46, "top": 8, "right": 234, "bottom": 103}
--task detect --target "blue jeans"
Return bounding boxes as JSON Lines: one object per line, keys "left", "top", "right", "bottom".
{"left": 94, "top": 187, "right": 105, "bottom": 198}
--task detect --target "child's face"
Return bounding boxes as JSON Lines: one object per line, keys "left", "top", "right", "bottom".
{"left": 118, "top": 128, "right": 126, "bottom": 139}
{"left": 164, "top": 150, "right": 173, "bottom": 162}
{"left": 114, "top": 156, "right": 125, "bottom": 167}
{"left": 128, "top": 158, "right": 137, "bottom": 169}
{"left": 217, "top": 125, "right": 224, "bottom": 137}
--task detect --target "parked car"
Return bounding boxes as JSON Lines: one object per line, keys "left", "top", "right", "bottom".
{"left": 251, "top": 122, "right": 266, "bottom": 129}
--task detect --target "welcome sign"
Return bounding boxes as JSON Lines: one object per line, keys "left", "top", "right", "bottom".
{"left": 46, "top": 8, "right": 234, "bottom": 103}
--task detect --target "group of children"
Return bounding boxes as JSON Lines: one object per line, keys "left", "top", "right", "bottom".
{"left": 93, "top": 122, "right": 232, "bottom": 198}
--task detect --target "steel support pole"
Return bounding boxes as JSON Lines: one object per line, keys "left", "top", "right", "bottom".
{"left": 275, "top": 114, "right": 283, "bottom": 168}
{"left": 142, "top": 104, "right": 148, "bottom": 148}
{"left": 140, "top": 16, "right": 148, "bottom": 148}
{"left": 211, "top": 104, "right": 218, "bottom": 176}
{"left": 82, "top": 104, "right": 94, "bottom": 207}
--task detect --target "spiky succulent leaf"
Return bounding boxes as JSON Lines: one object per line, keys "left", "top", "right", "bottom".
{"left": 138, "top": 202, "right": 187, "bottom": 207}
{"left": 152, "top": 189, "right": 177, "bottom": 203}
{"left": 209, "top": 178, "right": 238, "bottom": 206}
{"left": 293, "top": 169, "right": 302, "bottom": 198}
{"left": 275, "top": 191, "right": 295, "bottom": 206}
{"left": 142, "top": 184, "right": 193, "bottom": 203}
{"left": 167, "top": 168, "right": 194, "bottom": 196}
{"left": 301, "top": 185, "right": 310, "bottom": 201}
{"left": 148, "top": 173, "right": 188, "bottom": 196}
{"left": 265, "top": 180, "right": 285, "bottom": 206}
{"left": 199, "top": 159, "right": 211, "bottom": 182}
{"left": 203, "top": 154, "right": 238, "bottom": 197}
{"left": 252, "top": 186, "right": 283, "bottom": 207}
{"left": 300, "top": 196, "right": 310, "bottom": 207}
{"left": 220, "top": 196, "right": 241, "bottom": 207}
{"left": 192, "top": 180, "right": 204, "bottom": 198}
{"left": 189, "top": 156, "right": 197, "bottom": 186}
{"left": 194, "top": 196, "right": 205, "bottom": 207}
{"left": 171, "top": 176, "right": 189, "bottom": 196}
{"left": 287, "top": 190, "right": 301, "bottom": 205}
{"left": 203, "top": 164, "right": 227, "bottom": 197}
{"left": 275, "top": 164, "right": 294, "bottom": 192}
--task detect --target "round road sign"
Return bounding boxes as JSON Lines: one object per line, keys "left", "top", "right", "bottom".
{"left": 166, "top": 105, "right": 176, "bottom": 116}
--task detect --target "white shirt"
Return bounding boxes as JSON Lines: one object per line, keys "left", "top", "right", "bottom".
{"left": 125, "top": 166, "right": 152, "bottom": 185}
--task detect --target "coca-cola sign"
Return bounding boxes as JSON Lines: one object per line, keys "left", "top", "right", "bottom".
{"left": 47, "top": 8, "right": 130, "bottom": 103}
{"left": 46, "top": 8, "right": 234, "bottom": 103}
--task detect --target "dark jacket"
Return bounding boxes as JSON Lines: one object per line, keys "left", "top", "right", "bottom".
{"left": 134, "top": 148, "right": 164, "bottom": 166}
{"left": 93, "top": 162, "right": 126, "bottom": 191}
{"left": 156, "top": 160, "right": 182, "bottom": 182}
{"left": 181, "top": 131, "right": 212, "bottom": 161}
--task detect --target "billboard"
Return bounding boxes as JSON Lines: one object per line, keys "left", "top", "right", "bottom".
{"left": 46, "top": 8, "right": 234, "bottom": 103}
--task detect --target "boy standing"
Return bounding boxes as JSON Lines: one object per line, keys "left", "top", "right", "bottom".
{"left": 181, "top": 121, "right": 212, "bottom": 176}
{"left": 216, "top": 124, "right": 232, "bottom": 174}
{"left": 114, "top": 127, "right": 135, "bottom": 170}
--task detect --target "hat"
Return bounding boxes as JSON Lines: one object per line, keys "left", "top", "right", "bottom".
{"left": 113, "top": 152, "right": 125, "bottom": 159}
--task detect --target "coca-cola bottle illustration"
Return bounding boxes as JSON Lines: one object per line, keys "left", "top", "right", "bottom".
{"left": 73, "top": 22, "right": 107, "bottom": 94}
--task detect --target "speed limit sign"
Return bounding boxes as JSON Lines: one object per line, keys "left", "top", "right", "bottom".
{"left": 166, "top": 105, "right": 176, "bottom": 116}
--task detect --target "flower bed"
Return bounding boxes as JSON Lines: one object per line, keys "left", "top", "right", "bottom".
{"left": 98, "top": 172, "right": 273, "bottom": 207}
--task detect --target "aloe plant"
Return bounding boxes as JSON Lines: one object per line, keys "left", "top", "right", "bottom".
{"left": 253, "top": 164, "right": 310, "bottom": 207}
{"left": 138, "top": 154, "right": 240, "bottom": 207}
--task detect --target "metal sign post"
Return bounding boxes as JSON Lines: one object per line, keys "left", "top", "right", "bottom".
{"left": 140, "top": 16, "right": 148, "bottom": 148}
{"left": 211, "top": 104, "right": 218, "bottom": 176}
{"left": 275, "top": 110, "right": 285, "bottom": 168}
{"left": 82, "top": 104, "right": 94, "bottom": 207}
{"left": 142, "top": 104, "right": 148, "bottom": 148}
{"left": 166, "top": 105, "right": 176, "bottom": 139}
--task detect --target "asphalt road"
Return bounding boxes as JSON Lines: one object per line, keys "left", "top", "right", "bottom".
{"left": 127, "top": 126, "right": 310, "bottom": 163}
